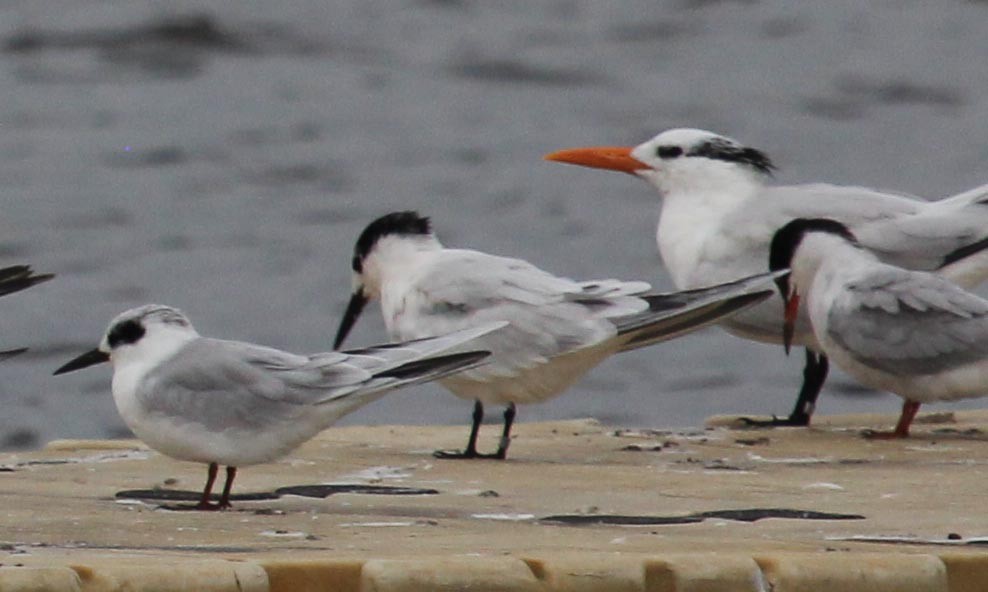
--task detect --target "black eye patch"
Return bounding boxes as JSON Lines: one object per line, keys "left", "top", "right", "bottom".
{"left": 107, "top": 319, "right": 145, "bottom": 349}
{"left": 656, "top": 145, "right": 683, "bottom": 159}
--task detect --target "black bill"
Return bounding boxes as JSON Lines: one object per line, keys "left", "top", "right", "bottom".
{"left": 333, "top": 290, "right": 368, "bottom": 350}
{"left": 53, "top": 348, "right": 110, "bottom": 375}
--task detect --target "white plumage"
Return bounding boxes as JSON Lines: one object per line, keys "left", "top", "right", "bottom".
{"left": 770, "top": 218, "right": 988, "bottom": 438}
{"left": 547, "top": 128, "right": 988, "bottom": 425}
{"left": 335, "top": 211, "right": 779, "bottom": 459}
{"left": 54, "top": 304, "right": 497, "bottom": 509}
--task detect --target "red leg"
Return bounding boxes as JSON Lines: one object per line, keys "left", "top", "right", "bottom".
{"left": 218, "top": 466, "right": 236, "bottom": 509}
{"left": 893, "top": 400, "right": 921, "bottom": 437}
{"left": 866, "top": 400, "right": 921, "bottom": 439}
{"left": 195, "top": 462, "right": 220, "bottom": 510}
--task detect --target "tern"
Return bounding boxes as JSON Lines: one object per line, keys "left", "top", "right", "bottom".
{"left": 0, "top": 265, "right": 54, "bottom": 360}
{"left": 333, "top": 211, "right": 780, "bottom": 460}
{"left": 53, "top": 304, "right": 497, "bottom": 510}
{"left": 769, "top": 217, "right": 988, "bottom": 438}
{"left": 546, "top": 129, "right": 988, "bottom": 426}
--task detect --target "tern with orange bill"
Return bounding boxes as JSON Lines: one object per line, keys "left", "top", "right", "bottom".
{"left": 546, "top": 129, "right": 988, "bottom": 427}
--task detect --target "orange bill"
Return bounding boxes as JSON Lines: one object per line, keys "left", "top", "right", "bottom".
{"left": 543, "top": 146, "right": 649, "bottom": 174}
{"left": 782, "top": 292, "right": 800, "bottom": 355}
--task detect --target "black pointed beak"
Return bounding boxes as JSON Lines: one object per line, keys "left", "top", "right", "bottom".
{"left": 333, "top": 290, "right": 368, "bottom": 350}
{"left": 773, "top": 271, "right": 790, "bottom": 302}
{"left": 53, "top": 348, "right": 110, "bottom": 375}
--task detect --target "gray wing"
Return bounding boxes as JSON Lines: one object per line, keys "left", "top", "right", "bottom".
{"left": 421, "top": 249, "right": 587, "bottom": 308}
{"left": 138, "top": 339, "right": 368, "bottom": 431}
{"left": 403, "top": 250, "right": 653, "bottom": 376}
{"left": 139, "top": 326, "right": 500, "bottom": 431}
{"left": 827, "top": 268, "right": 988, "bottom": 376}
{"left": 728, "top": 184, "right": 923, "bottom": 235}
{"left": 419, "top": 249, "right": 652, "bottom": 320}
{"left": 855, "top": 204, "right": 988, "bottom": 272}
{"left": 697, "top": 184, "right": 922, "bottom": 284}
{"left": 770, "top": 182, "right": 988, "bottom": 274}
{"left": 936, "top": 181, "right": 988, "bottom": 209}
{"left": 719, "top": 183, "right": 988, "bottom": 280}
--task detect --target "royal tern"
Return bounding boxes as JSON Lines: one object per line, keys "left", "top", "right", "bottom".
{"left": 53, "top": 304, "right": 497, "bottom": 510}
{"left": 333, "top": 211, "right": 780, "bottom": 459}
{"left": 546, "top": 129, "right": 988, "bottom": 426}
{"left": 0, "top": 265, "right": 54, "bottom": 360}
{"left": 769, "top": 217, "right": 988, "bottom": 438}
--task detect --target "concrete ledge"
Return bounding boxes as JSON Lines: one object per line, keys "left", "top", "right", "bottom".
{"left": 940, "top": 552, "right": 988, "bottom": 592}
{"left": 646, "top": 554, "right": 765, "bottom": 592}
{"left": 361, "top": 557, "right": 543, "bottom": 592}
{"left": 4, "top": 552, "right": 988, "bottom": 591}
{"left": 6, "top": 414, "right": 988, "bottom": 590}
{"left": 527, "top": 554, "right": 646, "bottom": 591}
{"left": 0, "top": 567, "right": 82, "bottom": 592}
{"left": 262, "top": 559, "right": 363, "bottom": 592}
{"left": 68, "top": 559, "right": 268, "bottom": 592}
{"left": 754, "top": 553, "right": 947, "bottom": 592}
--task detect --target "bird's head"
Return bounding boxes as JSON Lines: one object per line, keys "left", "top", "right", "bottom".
{"left": 545, "top": 128, "right": 775, "bottom": 194}
{"left": 54, "top": 304, "right": 198, "bottom": 375}
{"left": 334, "top": 211, "right": 437, "bottom": 350}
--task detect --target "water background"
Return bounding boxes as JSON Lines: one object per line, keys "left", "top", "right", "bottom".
{"left": 3, "top": 0, "right": 988, "bottom": 449}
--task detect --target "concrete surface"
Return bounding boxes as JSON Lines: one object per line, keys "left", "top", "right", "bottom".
{"left": 3, "top": 411, "right": 988, "bottom": 590}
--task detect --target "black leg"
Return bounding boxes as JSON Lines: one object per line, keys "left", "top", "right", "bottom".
{"left": 493, "top": 403, "right": 516, "bottom": 460}
{"left": 195, "top": 462, "right": 220, "bottom": 510}
{"left": 218, "top": 466, "right": 237, "bottom": 509}
{"left": 434, "top": 400, "right": 484, "bottom": 459}
{"left": 740, "top": 349, "right": 829, "bottom": 428}
{"left": 788, "top": 351, "right": 828, "bottom": 425}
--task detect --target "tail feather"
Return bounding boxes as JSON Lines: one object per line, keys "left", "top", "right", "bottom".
{"left": 0, "top": 347, "right": 27, "bottom": 362}
{"left": 939, "top": 234, "right": 988, "bottom": 270}
{"left": 375, "top": 350, "right": 489, "bottom": 383}
{"left": 340, "top": 321, "right": 507, "bottom": 374}
{"left": 315, "top": 350, "right": 490, "bottom": 409}
{"left": 613, "top": 271, "right": 782, "bottom": 353}
{"left": 0, "top": 265, "right": 54, "bottom": 298}
{"left": 617, "top": 291, "right": 771, "bottom": 352}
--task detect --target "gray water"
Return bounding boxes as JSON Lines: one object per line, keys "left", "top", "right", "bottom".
{"left": 3, "top": 0, "right": 988, "bottom": 450}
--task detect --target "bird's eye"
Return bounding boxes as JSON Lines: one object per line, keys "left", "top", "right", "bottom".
{"left": 107, "top": 319, "right": 146, "bottom": 349}
{"left": 351, "top": 254, "right": 363, "bottom": 274}
{"left": 656, "top": 145, "right": 683, "bottom": 159}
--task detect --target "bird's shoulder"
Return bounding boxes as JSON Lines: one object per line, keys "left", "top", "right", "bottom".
{"left": 826, "top": 267, "right": 988, "bottom": 374}
{"left": 416, "top": 249, "right": 580, "bottom": 305}
{"left": 140, "top": 338, "right": 363, "bottom": 405}
{"left": 757, "top": 184, "right": 920, "bottom": 225}
{"left": 839, "top": 267, "right": 988, "bottom": 318}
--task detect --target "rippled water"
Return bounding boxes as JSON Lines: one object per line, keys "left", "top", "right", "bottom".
{"left": 2, "top": 0, "right": 988, "bottom": 449}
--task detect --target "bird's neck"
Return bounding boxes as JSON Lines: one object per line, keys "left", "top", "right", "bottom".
{"left": 362, "top": 235, "right": 442, "bottom": 299}
{"left": 111, "top": 329, "right": 198, "bottom": 375}
{"left": 792, "top": 235, "right": 875, "bottom": 300}
{"left": 650, "top": 167, "right": 764, "bottom": 288}
{"left": 110, "top": 329, "right": 199, "bottom": 424}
